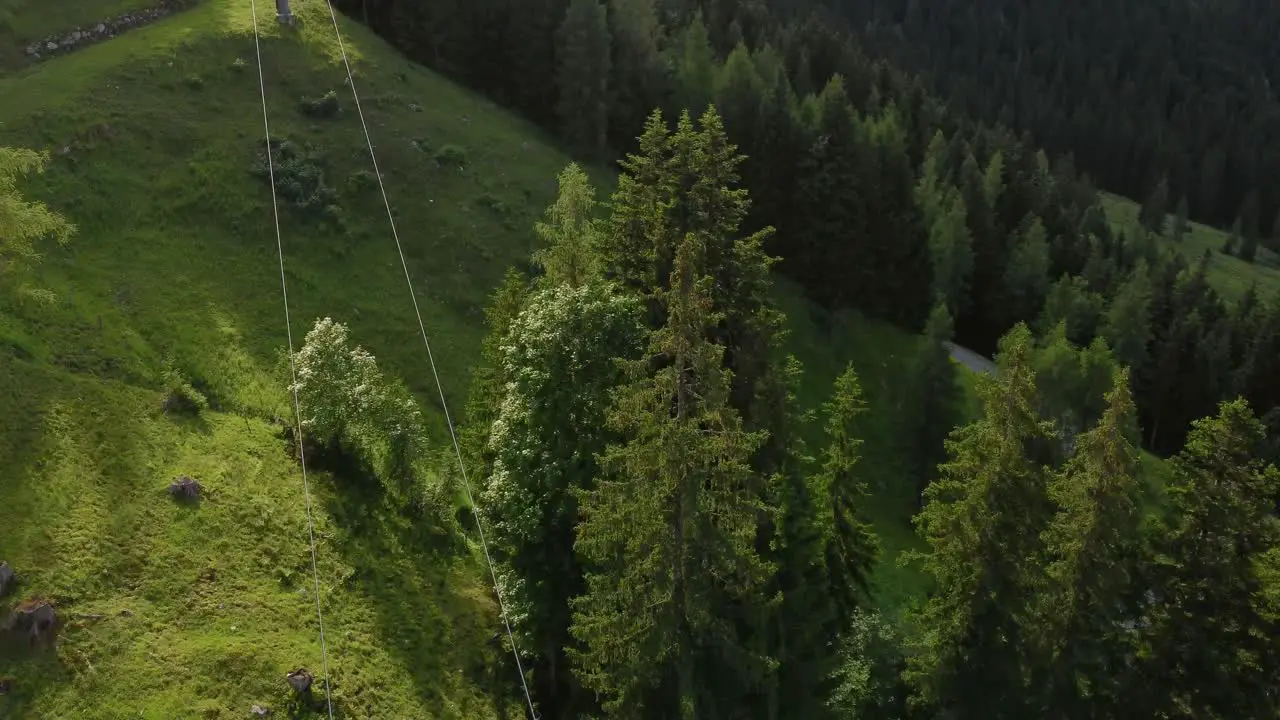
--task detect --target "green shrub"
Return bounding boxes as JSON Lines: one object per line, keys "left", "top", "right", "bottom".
{"left": 433, "top": 144, "right": 468, "bottom": 169}
{"left": 251, "top": 139, "right": 339, "bottom": 219}
{"left": 346, "top": 169, "right": 376, "bottom": 194}
{"left": 299, "top": 90, "right": 340, "bottom": 119}
{"left": 161, "top": 360, "right": 208, "bottom": 414}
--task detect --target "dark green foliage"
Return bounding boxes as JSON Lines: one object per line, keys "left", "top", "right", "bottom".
{"left": 828, "top": 609, "right": 908, "bottom": 719}
{"left": 1133, "top": 400, "right": 1280, "bottom": 718}
{"left": 815, "top": 364, "right": 878, "bottom": 625}
{"left": 606, "top": 0, "right": 666, "bottom": 150}
{"left": 906, "top": 324, "right": 1053, "bottom": 717}
{"left": 828, "top": 0, "right": 1280, "bottom": 234}
{"left": 1036, "top": 274, "right": 1103, "bottom": 347}
{"left": 1138, "top": 175, "right": 1168, "bottom": 235}
{"left": 1027, "top": 369, "right": 1145, "bottom": 716}
{"left": 555, "top": 0, "right": 612, "bottom": 154}
{"left": 1171, "top": 196, "right": 1189, "bottom": 243}
{"left": 1101, "top": 262, "right": 1153, "bottom": 373}
{"left": 483, "top": 283, "right": 644, "bottom": 718}
{"left": 299, "top": 89, "right": 340, "bottom": 118}
{"left": 670, "top": 14, "right": 716, "bottom": 118}
{"left": 572, "top": 233, "right": 774, "bottom": 717}
{"left": 902, "top": 303, "right": 962, "bottom": 504}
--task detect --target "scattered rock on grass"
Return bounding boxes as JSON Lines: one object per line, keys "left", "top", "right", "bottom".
{"left": 3, "top": 600, "right": 59, "bottom": 643}
{"left": 286, "top": 667, "right": 313, "bottom": 694}
{"left": 251, "top": 704, "right": 271, "bottom": 717}
{"left": 168, "top": 475, "right": 202, "bottom": 501}
{"left": 0, "top": 562, "right": 15, "bottom": 596}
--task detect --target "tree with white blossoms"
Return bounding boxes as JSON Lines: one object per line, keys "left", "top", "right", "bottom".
{"left": 291, "top": 317, "right": 428, "bottom": 496}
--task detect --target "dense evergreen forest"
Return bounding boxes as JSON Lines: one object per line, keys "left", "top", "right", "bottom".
{"left": 325, "top": 0, "right": 1280, "bottom": 716}
{"left": 812, "top": 0, "right": 1280, "bottom": 243}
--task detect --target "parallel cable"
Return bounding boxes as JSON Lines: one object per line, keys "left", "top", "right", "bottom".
{"left": 314, "top": 3, "right": 538, "bottom": 718}
{"left": 249, "top": 3, "right": 335, "bottom": 717}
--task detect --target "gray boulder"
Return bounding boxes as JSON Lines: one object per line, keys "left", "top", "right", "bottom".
{"left": 286, "top": 667, "right": 313, "bottom": 694}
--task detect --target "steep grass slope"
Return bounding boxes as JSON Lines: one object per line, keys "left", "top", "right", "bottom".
{"left": 0, "top": 0, "right": 573, "bottom": 715}
{"left": 0, "top": 0, "right": 948, "bottom": 715}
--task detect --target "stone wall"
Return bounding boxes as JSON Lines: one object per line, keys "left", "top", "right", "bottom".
{"left": 23, "top": 0, "right": 201, "bottom": 63}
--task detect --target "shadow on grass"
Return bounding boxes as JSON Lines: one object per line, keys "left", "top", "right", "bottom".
{"left": 311, "top": 442, "right": 512, "bottom": 718}
{"left": 0, "top": 359, "right": 158, "bottom": 711}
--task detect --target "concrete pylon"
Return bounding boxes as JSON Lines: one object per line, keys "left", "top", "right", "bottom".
{"left": 276, "top": 0, "right": 294, "bottom": 24}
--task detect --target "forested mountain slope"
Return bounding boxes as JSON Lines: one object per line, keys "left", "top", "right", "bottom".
{"left": 820, "top": 0, "right": 1280, "bottom": 237}
{"left": 3, "top": 0, "right": 1278, "bottom": 716}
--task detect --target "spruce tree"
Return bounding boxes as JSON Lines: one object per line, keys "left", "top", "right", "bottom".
{"left": 555, "top": 0, "right": 611, "bottom": 154}
{"left": 606, "top": 0, "right": 665, "bottom": 149}
{"left": 571, "top": 232, "right": 775, "bottom": 718}
{"left": 534, "top": 163, "right": 603, "bottom": 287}
{"left": 905, "top": 324, "right": 1054, "bottom": 718}
{"left": 1134, "top": 399, "right": 1280, "bottom": 718}
{"left": 1171, "top": 196, "right": 1189, "bottom": 243}
{"left": 1101, "top": 262, "right": 1153, "bottom": 373}
{"left": 671, "top": 14, "right": 716, "bottom": 117}
{"left": 1002, "top": 213, "right": 1052, "bottom": 326}
{"left": 903, "top": 303, "right": 963, "bottom": 506}
{"left": 1138, "top": 174, "right": 1169, "bottom": 235}
{"left": 815, "top": 364, "right": 879, "bottom": 626}
{"left": 1029, "top": 369, "right": 1144, "bottom": 716}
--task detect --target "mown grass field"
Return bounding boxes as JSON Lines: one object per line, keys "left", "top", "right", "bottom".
{"left": 1100, "top": 191, "right": 1280, "bottom": 301}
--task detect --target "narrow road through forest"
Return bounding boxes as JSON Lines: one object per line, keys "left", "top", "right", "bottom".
{"left": 946, "top": 341, "right": 996, "bottom": 374}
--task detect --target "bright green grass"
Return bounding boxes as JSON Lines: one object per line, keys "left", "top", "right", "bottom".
{"left": 0, "top": 0, "right": 572, "bottom": 714}
{"left": 1101, "top": 192, "right": 1280, "bottom": 301}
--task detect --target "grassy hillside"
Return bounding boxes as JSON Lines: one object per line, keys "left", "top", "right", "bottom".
{"left": 0, "top": 0, "right": 949, "bottom": 714}
{"left": 1101, "top": 192, "right": 1280, "bottom": 300}
{"left": 0, "top": 0, "right": 576, "bottom": 715}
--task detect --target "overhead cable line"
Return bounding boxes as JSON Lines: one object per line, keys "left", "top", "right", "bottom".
{"left": 249, "top": 2, "right": 335, "bottom": 717}
{"left": 313, "top": 2, "right": 539, "bottom": 717}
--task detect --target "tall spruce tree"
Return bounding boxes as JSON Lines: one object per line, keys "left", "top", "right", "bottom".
{"left": 1028, "top": 369, "right": 1144, "bottom": 716}
{"left": 534, "top": 163, "right": 604, "bottom": 287}
{"left": 815, "top": 364, "right": 879, "bottom": 626}
{"left": 905, "top": 324, "right": 1054, "bottom": 718}
{"left": 904, "top": 303, "right": 963, "bottom": 506}
{"left": 1138, "top": 174, "right": 1169, "bottom": 235}
{"left": 571, "top": 232, "right": 775, "bottom": 718}
{"left": 1133, "top": 399, "right": 1280, "bottom": 718}
{"left": 555, "top": 0, "right": 612, "bottom": 154}
{"left": 605, "top": 0, "right": 665, "bottom": 149}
